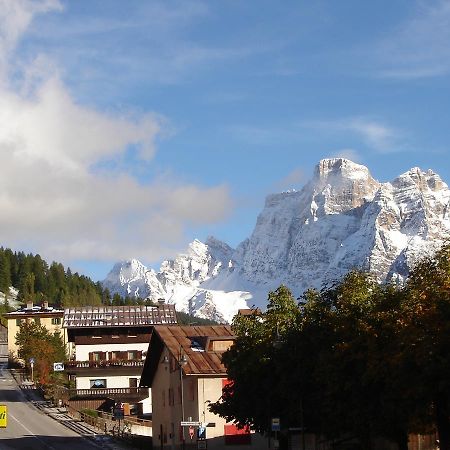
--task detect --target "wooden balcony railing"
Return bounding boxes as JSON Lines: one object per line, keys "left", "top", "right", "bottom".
{"left": 67, "top": 387, "right": 149, "bottom": 401}
{"left": 65, "top": 359, "right": 145, "bottom": 369}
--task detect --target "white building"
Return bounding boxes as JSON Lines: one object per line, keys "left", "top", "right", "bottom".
{"left": 63, "top": 303, "right": 178, "bottom": 416}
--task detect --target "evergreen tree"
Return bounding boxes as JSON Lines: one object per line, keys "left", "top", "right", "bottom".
{"left": 0, "top": 250, "right": 11, "bottom": 294}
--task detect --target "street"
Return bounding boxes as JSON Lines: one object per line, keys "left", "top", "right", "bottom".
{"left": 0, "top": 362, "right": 108, "bottom": 450}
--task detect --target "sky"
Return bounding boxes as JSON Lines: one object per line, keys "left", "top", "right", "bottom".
{"left": 0, "top": 0, "right": 449, "bottom": 281}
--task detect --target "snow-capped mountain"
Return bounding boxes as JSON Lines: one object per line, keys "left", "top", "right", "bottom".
{"left": 103, "top": 158, "right": 450, "bottom": 322}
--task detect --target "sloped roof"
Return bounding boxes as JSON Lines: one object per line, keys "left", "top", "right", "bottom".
{"left": 140, "top": 325, "right": 235, "bottom": 387}
{"left": 63, "top": 304, "right": 177, "bottom": 328}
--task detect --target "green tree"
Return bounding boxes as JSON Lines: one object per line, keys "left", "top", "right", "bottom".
{"left": 15, "top": 321, "right": 66, "bottom": 385}
{"left": 210, "top": 286, "right": 300, "bottom": 449}
{"left": 400, "top": 243, "right": 450, "bottom": 449}
{"left": 0, "top": 250, "right": 11, "bottom": 294}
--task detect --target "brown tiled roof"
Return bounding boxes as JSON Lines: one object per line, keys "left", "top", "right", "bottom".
{"left": 140, "top": 325, "right": 235, "bottom": 386}
{"left": 155, "top": 325, "right": 234, "bottom": 375}
{"left": 63, "top": 304, "right": 177, "bottom": 328}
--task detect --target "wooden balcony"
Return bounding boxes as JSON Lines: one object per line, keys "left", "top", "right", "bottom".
{"left": 64, "top": 359, "right": 145, "bottom": 376}
{"left": 67, "top": 387, "right": 149, "bottom": 402}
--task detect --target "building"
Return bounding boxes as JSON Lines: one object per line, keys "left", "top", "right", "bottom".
{"left": 63, "top": 303, "right": 178, "bottom": 416}
{"left": 4, "top": 301, "right": 66, "bottom": 360}
{"left": 140, "top": 325, "right": 266, "bottom": 449}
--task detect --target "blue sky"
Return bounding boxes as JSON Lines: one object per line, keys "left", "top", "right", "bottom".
{"left": 0, "top": 0, "right": 449, "bottom": 281}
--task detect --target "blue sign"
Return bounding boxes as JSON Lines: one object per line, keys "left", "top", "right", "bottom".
{"left": 271, "top": 417, "right": 280, "bottom": 432}
{"left": 29, "top": 358, "right": 35, "bottom": 365}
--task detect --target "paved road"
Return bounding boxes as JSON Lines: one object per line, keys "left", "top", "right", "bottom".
{"left": 0, "top": 363, "right": 109, "bottom": 450}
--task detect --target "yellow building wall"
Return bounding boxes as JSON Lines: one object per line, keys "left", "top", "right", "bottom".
{"left": 7, "top": 316, "right": 67, "bottom": 359}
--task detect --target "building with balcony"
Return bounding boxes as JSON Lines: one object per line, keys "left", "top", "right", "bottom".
{"left": 63, "top": 303, "right": 178, "bottom": 416}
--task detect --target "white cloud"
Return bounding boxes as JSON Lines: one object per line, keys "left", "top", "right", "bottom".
{"left": 332, "top": 148, "right": 361, "bottom": 163}
{"left": 0, "top": 0, "right": 233, "bottom": 268}
{"left": 303, "top": 118, "right": 403, "bottom": 153}
{"left": 276, "top": 168, "right": 305, "bottom": 191}
{"left": 376, "top": 0, "right": 450, "bottom": 78}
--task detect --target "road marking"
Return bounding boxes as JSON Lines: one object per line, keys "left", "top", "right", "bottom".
{"left": 8, "top": 411, "right": 58, "bottom": 450}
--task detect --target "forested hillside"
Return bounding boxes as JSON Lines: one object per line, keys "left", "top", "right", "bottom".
{"left": 0, "top": 246, "right": 138, "bottom": 307}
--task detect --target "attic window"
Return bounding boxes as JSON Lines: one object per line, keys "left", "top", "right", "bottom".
{"left": 190, "top": 339, "right": 204, "bottom": 352}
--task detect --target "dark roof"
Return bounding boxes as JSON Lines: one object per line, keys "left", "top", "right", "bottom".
{"left": 63, "top": 304, "right": 177, "bottom": 328}
{"left": 5, "top": 305, "right": 64, "bottom": 317}
{"left": 140, "top": 325, "right": 235, "bottom": 387}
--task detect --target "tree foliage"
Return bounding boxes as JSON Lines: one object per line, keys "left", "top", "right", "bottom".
{"left": 0, "top": 246, "right": 126, "bottom": 307}
{"left": 210, "top": 243, "right": 450, "bottom": 450}
{"left": 15, "top": 321, "right": 67, "bottom": 385}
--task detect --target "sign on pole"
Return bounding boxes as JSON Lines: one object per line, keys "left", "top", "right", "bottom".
{"left": 271, "top": 417, "right": 280, "bottom": 432}
{"left": 53, "top": 362, "right": 64, "bottom": 372}
{"left": 0, "top": 405, "right": 7, "bottom": 428}
{"left": 181, "top": 421, "right": 201, "bottom": 426}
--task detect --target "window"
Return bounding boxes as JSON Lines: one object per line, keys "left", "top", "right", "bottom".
{"left": 51, "top": 318, "right": 61, "bottom": 325}
{"left": 90, "top": 352, "right": 103, "bottom": 362}
{"left": 34, "top": 318, "right": 41, "bottom": 325}
{"left": 129, "top": 378, "right": 138, "bottom": 388}
{"left": 168, "top": 388, "right": 174, "bottom": 406}
{"left": 188, "top": 379, "right": 195, "bottom": 401}
{"left": 127, "top": 351, "right": 137, "bottom": 360}
{"left": 16, "top": 319, "right": 22, "bottom": 326}
{"left": 90, "top": 379, "right": 107, "bottom": 389}
{"left": 110, "top": 351, "right": 120, "bottom": 361}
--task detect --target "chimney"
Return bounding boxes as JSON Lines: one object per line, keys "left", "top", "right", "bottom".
{"left": 43, "top": 301, "right": 49, "bottom": 310}
{"left": 26, "top": 301, "right": 33, "bottom": 310}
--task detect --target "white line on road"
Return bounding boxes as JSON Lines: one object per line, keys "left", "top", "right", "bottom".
{"left": 8, "top": 411, "right": 58, "bottom": 450}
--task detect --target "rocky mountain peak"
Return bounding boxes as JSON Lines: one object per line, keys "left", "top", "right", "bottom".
{"left": 103, "top": 159, "right": 450, "bottom": 323}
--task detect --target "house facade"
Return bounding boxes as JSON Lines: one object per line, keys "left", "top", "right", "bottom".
{"left": 140, "top": 325, "right": 267, "bottom": 449}
{"left": 63, "top": 303, "right": 178, "bottom": 416}
{"left": 4, "top": 301, "right": 66, "bottom": 359}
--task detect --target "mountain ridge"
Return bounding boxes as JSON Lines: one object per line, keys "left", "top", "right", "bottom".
{"left": 102, "top": 158, "right": 450, "bottom": 322}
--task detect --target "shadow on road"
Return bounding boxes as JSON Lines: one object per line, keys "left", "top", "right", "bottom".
{"left": 0, "top": 435, "right": 106, "bottom": 450}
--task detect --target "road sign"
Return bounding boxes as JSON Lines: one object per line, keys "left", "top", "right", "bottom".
{"left": 181, "top": 421, "right": 201, "bottom": 426}
{"left": 271, "top": 417, "right": 280, "bottom": 432}
{"left": 197, "top": 425, "right": 206, "bottom": 439}
{"left": 189, "top": 426, "right": 195, "bottom": 439}
{"left": 0, "top": 405, "right": 7, "bottom": 428}
{"left": 53, "top": 362, "right": 64, "bottom": 372}
{"left": 29, "top": 358, "right": 35, "bottom": 366}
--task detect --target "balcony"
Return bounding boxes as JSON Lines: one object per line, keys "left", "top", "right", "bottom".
{"left": 66, "top": 386, "right": 149, "bottom": 402}
{"left": 64, "top": 359, "right": 145, "bottom": 376}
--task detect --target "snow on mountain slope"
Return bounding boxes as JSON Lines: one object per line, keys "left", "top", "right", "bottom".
{"left": 103, "top": 158, "right": 450, "bottom": 322}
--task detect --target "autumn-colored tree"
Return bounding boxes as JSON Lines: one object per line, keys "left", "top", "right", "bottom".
{"left": 401, "top": 243, "right": 450, "bottom": 449}
{"left": 15, "top": 321, "right": 66, "bottom": 385}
